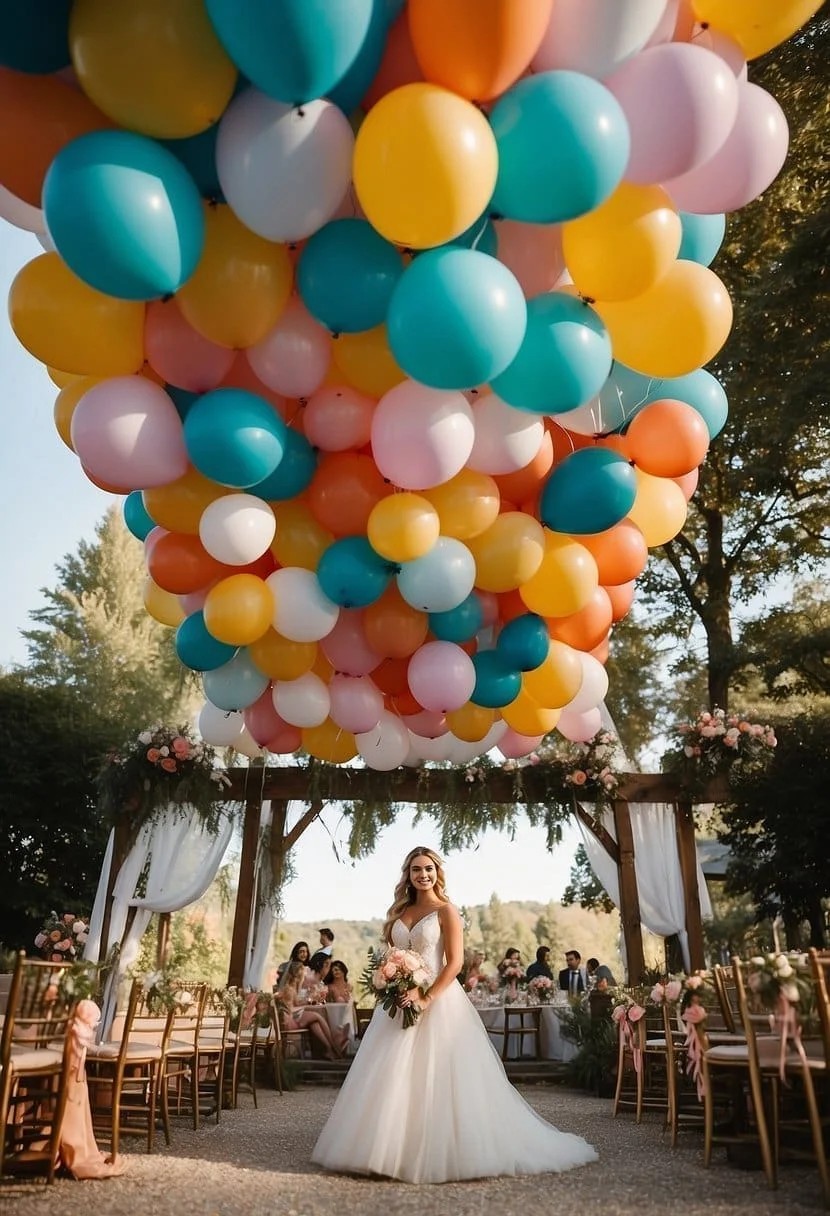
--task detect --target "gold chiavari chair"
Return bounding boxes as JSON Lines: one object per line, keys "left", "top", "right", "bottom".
{"left": 159, "top": 981, "right": 209, "bottom": 1132}
{"left": 612, "top": 1000, "right": 670, "bottom": 1124}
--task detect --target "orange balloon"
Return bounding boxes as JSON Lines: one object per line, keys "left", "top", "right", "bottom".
{"left": 307, "top": 452, "right": 392, "bottom": 537}
{"left": 53, "top": 376, "right": 103, "bottom": 450}
{"left": 522, "top": 640, "right": 583, "bottom": 709}
{"left": 143, "top": 466, "right": 227, "bottom": 535}
{"left": 626, "top": 398, "right": 710, "bottom": 478}
{"left": 145, "top": 528, "right": 226, "bottom": 595}
{"left": 387, "top": 688, "right": 423, "bottom": 715}
{"left": 548, "top": 587, "right": 613, "bottom": 652}
{"left": 248, "top": 629, "right": 317, "bottom": 681}
{"left": 493, "top": 430, "right": 554, "bottom": 504}
{"left": 363, "top": 586, "right": 429, "bottom": 659}
{"left": 408, "top": 0, "right": 553, "bottom": 101}
{"left": 502, "top": 689, "right": 560, "bottom": 737}
{"left": 547, "top": 421, "right": 592, "bottom": 464}
{"left": 421, "top": 469, "right": 500, "bottom": 540}
{"left": 363, "top": 13, "right": 424, "bottom": 109}
{"left": 578, "top": 520, "right": 648, "bottom": 586}
{"left": 311, "top": 650, "right": 335, "bottom": 685}
{"left": 605, "top": 580, "right": 635, "bottom": 622}
{"left": 371, "top": 656, "right": 411, "bottom": 698}
{"left": 590, "top": 634, "right": 611, "bottom": 665}
{"left": 270, "top": 499, "right": 333, "bottom": 570}
{"left": 203, "top": 574, "right": 273, "bottom": 646}
{"left": 446, "top": 702, "right": 497, "bottom": 742}
{"left": 468, "top": 512, "right": 546, "bottom": 593}
{"left": 303, "top": 719, "right": 357, "bottom": 763}
{"left": 497, "top": 589, "right": 528, "bottom": 625}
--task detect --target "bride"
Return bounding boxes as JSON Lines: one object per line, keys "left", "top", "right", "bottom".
{"left": 312, "top": 846, "right": 598, "bottom": 1184}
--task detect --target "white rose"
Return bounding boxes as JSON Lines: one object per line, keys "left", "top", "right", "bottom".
{"left": 776, "top": 962, "right": 793, "bottom": 979}
{"left": 72, "top": 920, "right": 86, "bottom": 935}
{"left": 781, "top": 983, "right": 800, "bottom": 1003}
{"left": 138, "top": 731, "right": 153, "bottom": 745}
{"left": 750, "top": 956, "right": 765, "bottom": 966}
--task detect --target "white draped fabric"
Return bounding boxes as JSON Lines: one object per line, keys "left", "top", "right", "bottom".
{"left": 242, "top": 799, "right": 278, "bottom": 991}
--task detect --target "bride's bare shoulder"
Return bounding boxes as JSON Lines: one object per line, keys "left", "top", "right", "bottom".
{"left": 438, "top": 902, "right": 462, "bottom": 926}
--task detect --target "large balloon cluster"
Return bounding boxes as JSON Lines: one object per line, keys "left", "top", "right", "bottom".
{"left": 2, "top": 0, "right": 819, "bottom": 769}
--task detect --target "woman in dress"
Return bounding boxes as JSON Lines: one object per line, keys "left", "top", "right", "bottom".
{"left": 279, "top": 962, "right": 348, "bottom": 1060}
{"left": 312, "top": 846, "right": 598, "bottom": 1183}
{"left": 325, "top": 960, "right": 352, "bottom": 1004}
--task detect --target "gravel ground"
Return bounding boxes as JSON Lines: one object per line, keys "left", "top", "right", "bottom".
{"left": 1, "top": 1085, "right": 825, "bottom": 1216}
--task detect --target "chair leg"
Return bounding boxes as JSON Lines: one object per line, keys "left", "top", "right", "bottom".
{"left": 612, "top": 1034, "right": 626, "bottom": 1117}
{"left": 746, "top": 1067, "right": 777, "bottom": 1189}
{"left": 799, "top": 1066, "right": 830, "bottom": 1203}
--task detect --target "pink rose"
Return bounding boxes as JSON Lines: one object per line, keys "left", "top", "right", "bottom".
{"left": 382, "top": 961, "right": 397, "bottom": 980}
{"left": 172, "top": 736, "right": 190, "bottom": 755}
{"left": 665, "top": 981, "right": 682, "bottom": 1002}
{"left": 685, "top": 975, "right": 703, "bottom": 990}
{"left": 682, "top": 1004, "right": 707, "bottom": 1025}
{"left": 372, "top": 971, "right": 387, "bottom": 990}
{"left": 34, "top": 932, "right": 47, "bottom": 948}
{"left": 571, "top": 770, "right": 587, "bottom": 786}
{"left": 611, "top": 1004, "right": 626, "bottom": 1023}
{"left": 650, "top": 984, "right": 665, "bottom": 1003}
{"left": 628, "top": 1004, "right": 645, "bottom": 1023}
{"left": 147, "top": 747, "right": 161, "bottom": 763}
{"left": 403, "top": 951, "right": 421, "bottom": 972}
{"left": 160, "top": 757, "right": 178, "bottom": 772}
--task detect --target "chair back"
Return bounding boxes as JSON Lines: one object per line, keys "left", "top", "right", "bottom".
{"left": 712, "top": 965, "right": 740, "bottom": 1034}
{"left": 808, "top": 948, "right": 830, "bottom": 1068}
{"left": 0, "top": 953, "right": 76, "bottom": 1054}
{"left": 161, "top": 981, "right": 209, "bottom": 1053}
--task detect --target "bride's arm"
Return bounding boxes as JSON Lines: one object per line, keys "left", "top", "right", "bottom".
{"left": 404, "top": 903, "right": 463, "bottom": 1013}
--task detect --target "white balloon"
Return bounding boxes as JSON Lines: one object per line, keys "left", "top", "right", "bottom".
{"left": 553, "top": 397, "right": 613, "bottom": 437}
{"left": 467, "top": 392, "right": 545, "bottom": 474}
{"left": 557, "top": 706, "right": 603, "bottom": 743}
{"left": 441, "top": 722, "right": 508, "bottom": 764}
{"left": 405, "top": 731, "right": 454, "bottom": 763}
{"left": 266, "top": 567, "right": 339, "bottom": 642}
{"left": 356, "top": 712, "right": 410, "bottom": 771}
{"left": 233, "top": 726, "right": 267, "bottom": 759}
{"left": 532, "top": 0, "right": 668, "bottom": 80}
{"left": 217, "top": 88, "right": 354, "bottom": 243}
{"left": 273, "top": 672, "right": 330, "bottom": 727}
{"left": 199, "top": 494, "right": 276, "bottom": 565}
{"left": 565, "top": 653, "right": 610, "bottom": 714}
{"left": 197, "top": 701, "right": 246, "bottom": 747}
{"left": 397, "top": 538, "right": 476, "bottom": 613}
{"left": 371, "top": 381, "right": 474, "bottom": 491}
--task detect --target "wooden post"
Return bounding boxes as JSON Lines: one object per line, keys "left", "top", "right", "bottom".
{"left": 155, "top": 912, "right": 171, "bottom": 970}
{"left": 612, "top": 799, "right": 645, "bottom": 984}
{"left": 675, "top": 800, "right": 706, "bottom": 972}
{"left": 227, "top": 778, "right": 265, "bottom": 988}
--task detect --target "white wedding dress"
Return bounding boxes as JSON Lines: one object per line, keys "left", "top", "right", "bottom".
{"left": 311, "top": 909, "right": 598, "bottom": 1183}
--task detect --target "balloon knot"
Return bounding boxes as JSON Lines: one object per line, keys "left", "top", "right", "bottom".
{"left": 296, "top": 106, "right": 306, "bottom": 118}
{"left": 161, "top": 292, "right": 174, "bottom": 303}
{"left": 582, "top": 295, "right": 596, "bottom": 305}
{"left": 489, "top": 211, "right": 503, "bottom": 222}
{"left": 298, "top": 397, "right": 308, "bottom": 406}
{"left": 207, "top": 195, "right": 220, "bottom": 209}
{"left": 331, "top": 331, "right": 341, "bottom": 339}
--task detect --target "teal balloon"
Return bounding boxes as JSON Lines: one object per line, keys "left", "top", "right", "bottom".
{"left": 317, "top": 537, "right": 393, "bottom": 608}
{"left": 205, "top": 0, "right": 374, "bottom": 105}
{"left": 429, "top": 595, "right": 483, "bottom": 644}
{"left": 249, "top": 429, "right": 317, "bottom": 500}
{"left": 470, "top": 651, "right": 522, "bottom": 709}
{"left": 490, "top": 72, "right": 630, "bottom": 224}
{"left": 166, "top": 386, "right": 199, "bottom": 420}
{"left": 203, "top": 649, "right": 269, "bottom": 711}
{"left": 328, "top": 0, "right": 388, "bottom": 113}
{"left": 0, "top": 1, "right": 70, "bottom": 72}
{"left": 298, "top": 219, "right": 402, "bottom": 334}
{"left": 601, "top": 362, "right": 728, "bottom": 438}
{"left": 387, "top": 248, "right": 527, "bottom": 390}
{"left": 43, "top": 131, "right": 204, "bottom": 301}
{"left": 161, "top": 125, "right": 224, "bottom": 202}
{"left": 123, "top": 491, "right": 155, "bottom": 541}
{"left": 540, "top": 449, "right": 637, "bottom": 535}
{"left": 491, "top": 292, "right": 612, "bottom": 415}
{"left": 184, "top": 388, "right": 286, "bottom": 488}
{"left": 678, "top": 212, "right": 725, "bottom": 267}
{"left": 446, "top": 215, "right": 498, "bottom": 258}
{"left": 496, "top": 614, "right": 549, "bottom": 672}
{"left": 176, "top": 611, "right": 238, "bottom": 672}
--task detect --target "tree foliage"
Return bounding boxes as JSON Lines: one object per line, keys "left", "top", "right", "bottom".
{"left": 561, "top": 844, "right": 615, "bottom": 915}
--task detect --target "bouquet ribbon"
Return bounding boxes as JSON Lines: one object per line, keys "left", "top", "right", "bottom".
{"left": 682, "top": 1005, "right": 707, "bottom": 1100}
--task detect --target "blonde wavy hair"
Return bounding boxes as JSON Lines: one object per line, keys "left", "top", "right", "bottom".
{"left": 381, "top": 846, "right": 449, "bottom": 943}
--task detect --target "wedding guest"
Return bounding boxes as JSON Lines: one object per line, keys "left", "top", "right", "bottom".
{"left": 586, "top": 957, "right": 617, "bottom": 988}
{"left": 303, "top": 951, "right": 333, "bottom": 997}
{"left": 559, "top": 949, "right": 586, "bottom": 995}
{"left": 274, "top": 940, "right": 310, "bottom": 990}
{"left": 318, "top": 928, "right": 335, "bottom": 956}
{"left": 497, "top": 947, "right": 522, "bottom": 976}
{"left": 279, "top": 961, "right": 348, "bottom": 1059}
{"left": 526, "top": 946, "right": 554, "bottom": 981}
{"left": 325, "top": 960, "right": 353, "bottom": 1004}
{"left": 462, "top": 948, "right": 486, "bottom": 991}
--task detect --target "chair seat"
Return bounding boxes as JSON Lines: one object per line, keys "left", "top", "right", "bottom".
{"left": 87, "top": 1040, "right": 163, "bottom": 1062}
{"left": 166, "top": 1038, "right": 199, "bottom": 1056}
{"left": 706, "top": 1039, "right": 827, "bottom": 1071}
{"left": 8, "top": 1045, "right": 64, "bottom": 1072}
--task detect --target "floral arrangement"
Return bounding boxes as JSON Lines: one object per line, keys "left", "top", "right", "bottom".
{"left": 34, "top": 911, "right": 89, "bottom": 962}
{"left": 527, "top": 975, "right": 555, "bottom": 1004}
{"left": 664, "top": 708, "right": 777, "bottom": 786}
{"left": 561, "top": 730, "right": 624, "bottom": 805}
{"left": 650, "top": 971, "right": 712, "bottom": 1014}
{"left": 97, "top": 722, "right": 234, "bottom": 833}
{"left": 499, "top": 961, "right": 526, "bottom": 987}
{"left": 359, "top": 946, "right": 432, "bottom": 1029}
{"left": 611, "top": 993, "right": 647, "bottom": 1028}
{"left": 746, "top": 952, "right": 813, "bottom": 1017}
{"left": 139, "top": 970, "right": 200, "bottom": 1016}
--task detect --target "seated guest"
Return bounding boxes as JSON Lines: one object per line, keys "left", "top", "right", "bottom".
{"left": 559, "top": 949, "right": 586, "bottom": 995}
{"left": 497, "top": 947, "right": 522, "bottom": 976}
{"left": 303, "top": 950, "right": 333, "bottom": 996}
{"left": 462, "top": 949, "right": 486, "bottom": 991}
{"left": 279, "top": 961, "right": 347, "bottom": 1059}
{"left": 526, "top": 946, "right": 554, "bottom": 981}
{"left": 325, "top": 960, "right": 352, "bottom": 1004}
{"left": 274, "top": 940, "right": 310, "bottom": 990}
{"left": 586, "top": 957, "right": 617, "bottom": 988}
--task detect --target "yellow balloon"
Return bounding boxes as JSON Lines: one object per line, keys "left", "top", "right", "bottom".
{"left": 311, "top": 651, "right": 335, "bottom": 684}
{"left": 53, "top": 376, "right": 103, "bottom": 450}
{"left": 176, "top": 205, "right": 293, "bottom": 348}
{"left": 595, "top": 261, "right": 733, "bottom": 378}
{"left": 353, "top": 83, "right": 499, "bottom": 248}
{"left": 48, "top": 367, "right": 81, "bottom": 389}
{"left": 691, "top": 0, "right": 822, "bottom": 58}
{"left": 502, "top": 690, "right": 560, "bottom": 737}
{"left": 331, "top": 326, "right": 405, "bottom": 398}
{"left": 270, "top": 501, "right": 333, "bottom": 571}
{"left": 303, "top": 719, "right": 357, "bottom": 763}
{"left": 627, "top": 470, "right": 688, "bottom": 547}
{"left": 9, "top": 253, "right": 145, "bottom": 375}
{"left": 468, "top": 512, "right": 545, "bottom": 593}
{"left": 203, "top": 575, "right": 273, "bottom": 646}
{"left": 70, "top": 0, "right": 237, "bottom": 138}
{"left": 563, "top": 183, "right": 681, "bottom": 303}
{"left": 248, "top": 629, "right": 317, "bottom": 681}
{"left": 519, "top": 531, "right": 599, "bottom": 618}
{"left": 143, "top": 577, "right": 185, "bottom": 628}
{"left": 421, "top": 469, "right": 500, "bottom": 540}
{"left": 143, "top": 467, "right": 228, "bottom": 535}
{"left": 367, "top": 493, "right": 440, "bottom": 563}
{"left": 446, "top": 703, "right": 497, "bottom": 743}
{"left": 522, "top": 641, "right": 583, "bottom": 709}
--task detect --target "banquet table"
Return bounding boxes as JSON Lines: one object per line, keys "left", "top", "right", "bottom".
{"left": 320, "top": 1001, "right": 358, "bottom": 1052}
{"left": 476, "top": 1003, "right": 578, "bottom": 1062}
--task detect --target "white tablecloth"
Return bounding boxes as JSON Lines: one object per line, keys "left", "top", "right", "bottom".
{"left": 321, "top": 1001, "right": 357, "bottom": 1051}
{"left": 477, "top": 1004, "right": 578, "bottom": 1062}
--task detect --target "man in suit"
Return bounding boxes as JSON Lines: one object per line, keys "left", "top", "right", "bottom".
{"left": 318, "top": 928, "right": 335, "bottom": 957}
{"left": 526, "top": 946, "right": 553, "bottom": 981}
{"left": 558, "top": 949, "right": 586, "bottom": 996}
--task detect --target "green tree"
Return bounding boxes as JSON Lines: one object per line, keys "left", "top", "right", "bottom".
{"left": 478, "top": 893, "right": 514, "bottom": 966}
{"left": 561, "top": 845, "right": 615, "bottom": 915}
{"left": 532, "top": 900, "right": 561, "bottom": 958}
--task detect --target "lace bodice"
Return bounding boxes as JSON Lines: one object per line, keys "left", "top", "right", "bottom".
{"left": 390, "top": 909, "right": 444, "bottom": 980}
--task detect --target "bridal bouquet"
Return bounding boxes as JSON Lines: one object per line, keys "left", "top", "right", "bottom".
{"left": 360, "top": 946, "right": 432, "bottom": 1029}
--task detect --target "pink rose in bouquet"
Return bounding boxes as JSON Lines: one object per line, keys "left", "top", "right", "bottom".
{"left": 360, "top": 945, "right": 433, "bottom": 1029}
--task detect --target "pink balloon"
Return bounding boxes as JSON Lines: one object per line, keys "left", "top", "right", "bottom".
{"left": 693, "top": 28, "right": 747, "bottom": 82}
{"left": 264, "top": 724, "right": 302, "bottom": 754}
{"left": 407, "top": 641, "right": 475, "bottom": 713}
{"left": 329, "top": 674, "right": 384, "bottom": 734}
{"left": 178, "top": 582, "right": 219, "bottom": 615}
{"left": 664, "top": 82, "right": 788, "bottom": 214}
{"left": 557, "top": 706, "right": 602, "bottom": 743}
{"left": 606, "top": 44, "right": 739, "bottom": 185}
{"left": 244, "top": 687, "right": 286, "bottom": 746}
{"left": 497, "top": 728, "right": 544, "bottom": 759}
{"left": 494, "top": 220, "right": 565, "bottom": 298}
{"left": 303, "top": 385, "right": 375, "bottom": 451}
{"left": 401, "top": 709, "right": 448, "bottom": 738}
{"left": 674, "top": 467, "right": 699, "bottom": 501}
{"left": 320, "top": 609, "right": 382, "bottom": 675}
{"left": 246, "top": 297, "right": 331, "bottom": 399}
{"left": 71, "top": 376, "right": 188, "bottom": 490}
{"left": 220, "top": 351, "right": 290, "bottom": 417}
{"left": 477, "top": 591, "right": 500, "bottom": 629}
{"left": 145, "top": 299, "right": 235, "bottom": 392}
{"left": 371, "top": 381, "right": 474, "bottom": 491}
{"left": 645, "top": 0, "right": 695, "bottom": 47}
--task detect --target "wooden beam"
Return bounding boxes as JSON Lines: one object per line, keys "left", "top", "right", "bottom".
{"left": 227, "top": 782, "right": 264, "bottom": 988}
{"left": 573, "top": 803, "right": 620, "bottom": 864}
{"left": 675, "top": 800, "right": 706, "bottom": 972}
{"left": 612, "top": 799, "right": 645, "bottom": 984}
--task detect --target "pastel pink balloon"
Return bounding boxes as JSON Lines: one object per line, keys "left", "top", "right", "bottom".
{"left": 246, "top": 297, "right": 331, "bottom": 399}
{"left": 71, "top": 376, "right": 188, "bottom": 490}
{"left": 494, "top": 220, "right": 565, "bottom": 298}
{"left": 178, "top": 582, "right": 218, "bottom": 615}
{"left": 497, "top": 728, "right": 545, "bottom": 759}
{"left": 674, "top": 467, "right": 699, "bottom": 501}
{"left": 320, "top": 609, "right": 382, "bottom": 675}
{"left": 401, "top": 709, "right": 448, "bottom": 738}
{"left": 693, "top": 28, "right": 747, "bottom": 82}
{"left": 243, "top": 687, "right": 285, "bottom": 746}
{"left": 645, "top": 0, "right": 695, "bottom": 47}
{"left": 664, "top": 82, "right": 788, "bottom": 214}
{"left": 329, "top": 674, "right": 384, "bottom": 734}
{"left": 371, "top": 381, "right": 474, "bottom": 491}
{"left": 145, "top": 299, "right": 235, "bottom": 392}
{"left": 303, "top": 385, "right": 375, "bottom": 451}
{"left": 477, "top": 591, "right": 500, "bottom": 628}
{"left": 606, "top": 43, "right": 739, "bottom": 185}
{"left": 557, "top": 705, "right": 602, "bottom": 743}
{"left": 407, "top": 641, "right": 476, "bottom": 713}
{"left": 468, "top": 392, "right": 544, "bottom": 474}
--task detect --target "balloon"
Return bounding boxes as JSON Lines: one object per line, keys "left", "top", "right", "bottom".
{"left": 0, "top": 1, "right": 71, "bottom": 73}
{"left": 9, "top": 253, "right": 144, "bottom": 375}
{"left": 353, "top": 82, "right": 498, "bottom": 248}
{"left": 607, "top": 580, "right": 635, "bottom": 622}
{"left": 303, "top": 386, "right": 375, "bottom": 452}
{"left": 489, "top": 72, "right": 630, "bottom": 224}
{"left": 605, "top": 45, "right": 739, "bottom": 185}
{"left": 143, "top": 577, "right": 186, "bottom": 628}
{"left": 519, "top": 531, "right": 598, "bottom": 617}
{"left": 184, "top": 388, "right": 287, "bottom": 488}
{"left": 328, "top": 674, "right": 383, "bottom": 734}
{"left": 690, "top": 0, "right": 823, "bottom": 59}
{"left": 470, "top": 651, "right": 522, "bottom": 709}
{"left": 532, "top": 0, "right": 667, "bottom": 78}
{"left": 142, "top": 467, "right": 226, "bottom": 536}
{"left": 176, "top": 204, "right": 293, "bottom": 349}
{"left": 627, "top": 398, "right": 710, "bottom": 478}
{"left": 497, "top": 728, "right": 545, "bottom": 760}
{"left": 557, "top": 705, "right": 602, "bottom": 743}
{"left": 490, "top": 293, "right": 612, "bottom": 416}
{"left": 246, "top": 629, "right": 315, "bottom": 682}
{"left": 144, "top": 299, "right": 234, "bottom": 392}
{"left": 71, "top": 377, "right": 188, "bottom": 490}
{"left": 273, "top": 671, "right": 331, "bottom": 728}
{"left": 522, "top": 639, "right": 583, "bottom": 708}
{"left": 467, "top": 512, "right": 546, "bottom": 593}
{"left": 599, "top": 362, "right": 729, "bottom": 439}
{"left": 270, "top": 500, "right": 333, "bottom": 571}
{"left": 540, "top": 449, "right": 638, "bottom": 535}
{"left": 54, "top": 376, "right": 103, "bottom": 450}
{"left": 298, "top": 219, "right": 403, "bottom": 335}
{"left": 302, "top": 719, "right": 356, "bottom": 763}
{"left": 408, "top": 0, "right": 551, "bottom": 101}
{"left": 678, "top": 212, "right": 726, "bottom": 267}
{"left": 327, "top": 0, "right": 390, "bottom": 113}
{"left": 565, "top": 652, "right": 609, "bottom": 713}
{"left": 407, "top": 641, "right": 475, "bottom": 713}
{"left": 387, "top": 248, "right": 527, "bottom": 389}
{"left": 198, "top": 701, "right": 246, "bottom": 748}
{"left": 316, "top": 609, "right": 377, "bottom": 677}
{"left": 266, "top": 567, "right": 339, "bottom": 643}
{"left": 501, "top": 689, "right": 560, "bottom": 737}
{"left": 123, "top": 491, "right": 156, "bottom": 541}
{"left": 317, "top": 537, "right": 394, "bottom": 608}
{"left": 249, "top": 428, "right": 317, "bottom": 502}
{"left": 247, "top": 298, "right": 331, "bottom": 399}
{"left": 397, "top": 537, "right": 476, "bottom": 613}
{"left": 627, "top": 470, "right": 688, "bottom": 545}
{"left": 493, "top": 431, "right": 554, "bottom": 505}
{"left": 467, "top": 393, "right": 544, "bottom": 476}
{"left": 494, "top": 220, "right": 565, "bottom": 299}
{"left": 548, "top": 586, "right": 613, "bottom": 652}
{"left": 161, "top": 123, "right": 224, "bottom": 203}
{"left": 217, "top": 89, "right": 353, "bottom": 243}
{"left": 331, "top": 325, "right": 406, "bottom": 398}
{"left": 199, "top": 494, "right": 276, "bottom": 565}
{"left": 205, "top": 0, "right": 373, "bottom": 103}
{"left": 70, "top": 0, "right": 237, "bottom": 138}
{"left": 0, "top": 183, "right": 46, "bottom": 234}
{"left": 562, "top": 183, "right": 682, "bottom": 303}
{"left": 443, "top": 703, "right": 495, "bottom": 744}
{"left": 421, "top": 469, "right": 500, "bottom": 540}
{"left": 367, "top": 493, "right": 439, "bottom": 564}
{"left": 307, "top": 452, "right": 391, "bottom": 537}
{"left": 176, "top": 608, "right": 238, "bottom": 669}
{"left": 496, "top": 614, "right": 550, "bottom": 672}
{"left": 363, "top": 586, "right": 428, "bottom": 658}
{"left": 203, "top": 648, "right": 270, "bottom": 711}
{"left": 594, "top": 261, "right": 733, "bottom": 378}
{"left": 579, "top": 520, "right": 649, "bottom": 586}
{"left": 428, "top": 595, "right": 483, "bottom": 644}
{"left": 371, "top": 382, "right": 474, "bottom": 490}
{"left": 242, "top": 689, "right": 285, "bottom": 747}
{"left": 356, "top": 711, "right": 410, "bottom": 770}
{"left": 145, "top": 528, "right": 226, "bottom": 595}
